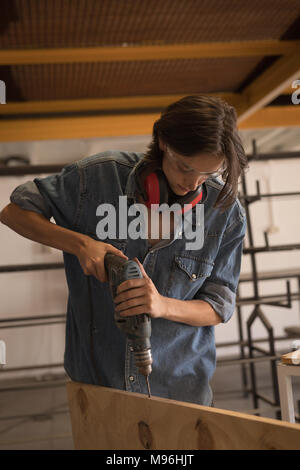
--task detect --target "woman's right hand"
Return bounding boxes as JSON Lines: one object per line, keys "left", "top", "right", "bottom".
{"left": 77, "top": 236, "right": 128, "bottom": 283}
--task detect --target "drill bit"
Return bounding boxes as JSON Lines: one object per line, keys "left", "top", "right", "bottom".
{"left": 145, "top": 375, "right": 151, "bottom": 398}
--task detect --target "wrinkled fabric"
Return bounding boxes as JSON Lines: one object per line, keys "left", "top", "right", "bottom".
{"left": 10, "top": 151, "right": 246, "bottom": 405}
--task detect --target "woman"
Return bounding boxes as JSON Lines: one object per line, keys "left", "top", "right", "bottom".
{"left": 0, "top": 95, "right": 248, "bottom": 405}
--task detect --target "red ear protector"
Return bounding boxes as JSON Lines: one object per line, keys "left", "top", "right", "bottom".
{"left": 141, "top": 168, "right": 203, "bottom": 214}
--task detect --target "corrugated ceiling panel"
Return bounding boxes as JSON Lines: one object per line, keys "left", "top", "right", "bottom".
{"left": 8, "top": 57, "right": 263, "bottom": 101}
{"left": 0, "top": 0, "right": 299, "bottom": 48}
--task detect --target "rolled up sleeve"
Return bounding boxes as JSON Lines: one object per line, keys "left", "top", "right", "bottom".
{"left": 10, "top": 162, "right": 81, "bottom": 229}
{"left": 194, "top": 210, "right": 246, "bottom": 323}
{"left": 10, "top": 180, "right": 53, "bottom": 219}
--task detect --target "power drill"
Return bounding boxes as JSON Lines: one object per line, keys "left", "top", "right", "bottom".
{"left": 104, "top": 253, "right": 152, "bottom": 397}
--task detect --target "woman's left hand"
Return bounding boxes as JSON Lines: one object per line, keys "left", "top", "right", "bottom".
{"left": 114, "top": 257, "right": 168, "bottom": 319}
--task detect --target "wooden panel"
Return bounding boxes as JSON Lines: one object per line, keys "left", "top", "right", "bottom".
{"left": 66, "top": 381, "right": 300, "bottom": 450}
{"left": 1, "top": 41, "right": 300, "bottom": 65}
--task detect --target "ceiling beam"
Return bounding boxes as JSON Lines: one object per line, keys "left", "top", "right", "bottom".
{"left": 0, "top": 93, "right": 241, "bottom": 115}
{"left": 236, "top": 54, "right": 300, "bottom": 123}
{"left": 238, "top": 105, "right": 300, "bottom": 129}
{"left": 0, "top": 106, "right": 299, "bottom": 142}
{"left": 0, "top": 40, "right": 300, "bottom": 65}
{"left": 0, "top": 113, "right": 158, "bottom": 142}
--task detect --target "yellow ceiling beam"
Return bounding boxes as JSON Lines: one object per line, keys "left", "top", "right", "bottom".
{"left": 238, "top": 106, "right": 300, "bottom": 129}
{"left": 0, "top": 106, "right": 299, "bottom": 142}
{"left": 236, "top": 54, "right": 300, "bottom": 123}
{"left": 0, "top": 113, "right": 158, "bottom": 142}
{"left": 0, "top": 93, "right": 241, "bottom": 115}
{"left": 283, "top": 83, "right": 300, "bottom": 94}
{"left": 1, "top": 40, "right": 300, "bottom": 65}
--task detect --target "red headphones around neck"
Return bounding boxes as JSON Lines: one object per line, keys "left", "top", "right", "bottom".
{"left": 140, "top": 168, "right": 203, "bottom": 214}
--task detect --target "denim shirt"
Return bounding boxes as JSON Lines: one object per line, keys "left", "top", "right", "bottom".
{"left": 10, "top": 151, "right": 246, "bottom": 406}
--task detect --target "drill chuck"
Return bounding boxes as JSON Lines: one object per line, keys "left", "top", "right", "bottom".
{"left": 133, "top": 348, "right": 152, "bottom": 376}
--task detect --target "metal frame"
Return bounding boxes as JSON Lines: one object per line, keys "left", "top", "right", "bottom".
{"left": 237, "top": 141, "right": 300, "bottom": 416}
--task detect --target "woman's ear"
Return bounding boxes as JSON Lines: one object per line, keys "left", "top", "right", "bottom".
{"left": 158, "top": 137, "right": 166, "bottom": 152}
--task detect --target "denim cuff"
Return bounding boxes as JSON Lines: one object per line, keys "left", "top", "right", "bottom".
{"left": 195, "top": 280, "right": 236, "bottom": 323}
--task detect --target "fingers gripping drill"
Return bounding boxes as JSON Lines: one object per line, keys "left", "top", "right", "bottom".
{"left": 104, "top": 253, "right": 152, "bottom": 397}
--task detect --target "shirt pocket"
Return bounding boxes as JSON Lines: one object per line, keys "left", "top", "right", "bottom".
{"left": 165, "top": 254, "right": 214, "bottom": 300}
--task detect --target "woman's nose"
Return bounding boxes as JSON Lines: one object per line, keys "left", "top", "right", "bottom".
{"left": 184, "top": 175, "right": 207, "bottom": 191}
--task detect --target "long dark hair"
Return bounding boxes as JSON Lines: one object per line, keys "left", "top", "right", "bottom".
{"left": 143, "top": 95, "right": 248, "bottom": 212}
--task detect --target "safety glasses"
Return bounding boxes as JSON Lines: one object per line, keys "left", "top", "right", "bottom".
{"left": 166, "top": 146, "right": 226, "bottom": 179}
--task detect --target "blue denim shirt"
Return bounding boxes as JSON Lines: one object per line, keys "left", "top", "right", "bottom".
{"left": 10, "top": 151, "right": 246, "bottom": 406}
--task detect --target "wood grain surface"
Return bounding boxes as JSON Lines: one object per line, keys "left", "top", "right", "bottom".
{"left": 67, "top": 381, "right": 300, "bottom": 450}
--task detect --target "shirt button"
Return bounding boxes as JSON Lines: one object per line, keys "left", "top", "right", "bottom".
{"left": 129, "top": 375, "right": 135, "bottom": 382}
{"left": 192, "top": 273, "right": 197, "bottom": 279}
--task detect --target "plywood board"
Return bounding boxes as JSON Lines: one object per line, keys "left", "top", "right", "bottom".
{"left": 67, "top": 381, "right": 300, "bottom": 450}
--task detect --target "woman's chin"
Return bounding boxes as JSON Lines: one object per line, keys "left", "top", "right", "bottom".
{"left": 175, "top": 184, "right": 189, "bottom": 195}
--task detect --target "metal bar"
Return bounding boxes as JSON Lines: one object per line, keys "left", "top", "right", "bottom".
{"left": 216, "top": 335, "right": 300, "bottom": 348}
{"left": 247, "top": 151, "right": 300, "bottom": 161}
{"left": 236, "top": 292, "right": 300, "bottom": 306}
{"left": 0, "top": 313, "right": 66, "bottom": 324}
{"left": 0, "top": 408, "right": 69, "bottom": 421}
{"left": 0, "top": 154, "right": 299, "bottom": 176}
{"left": 0, "top": 362, "right": 63, "bottom": 373}
{"left": 243, "top": 244, "right": 300, "bottom": 254}
{"left": 0, "top": 263, "right": 64, "bottom": 273}
{"left": 0, "top": 380, "right": 67, "bottom": 393}
{"left": 247, "top": 306, "right": 260, "bottom": 410}
{"left": 241, "top": 191, "right": 300, "bottom": 203}
{"left": 217, "top": 355, "right": 280, "bottom": 366}
{"left": 237, "top": 406, "right": 282, "bottom": 415}
{"left": 250, "top": 345, "right": 270, "bottom": 355}
{"left": 241, "top": 169, "right": 259, "bottom": 300}
{"left": 240, "top": 269, "right": 300, "bottom": 282}
{"left": 0, "top": 320, "right": 66, "bottom": 329}
{"left": 0, "top": 164, "right": 64, "bottom": 176}
{"left": 236, "top": 285, "right": 248, "bottom": 396}
{"left": 255, "top": 393, "right": 277, "bottom": 407}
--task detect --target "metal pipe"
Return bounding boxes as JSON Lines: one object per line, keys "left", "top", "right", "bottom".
{"left": 0, "top": 362, "right": 63, "bottom": 373}
{"left": 241, "top": 146, "right": 260, "bottom": 300}
{"left": 237, "top": 292, "right": 300, "bottom": 306}
{"left": 0, "top": 150, "right": 298, "bottom": 177}
{"left": 243, "top": 244, "right": 300, "bottom": 254}
{"left": 250, "top": 345, "right": 271, "bottom": 355}
{"left": 240, "top": 270, "right": 300, "bottom": 282}
{"left": 216, "top": 334, "right": 300, "bottom": 348}
{"left": 0, "top": 164, "right": 64, "bottom": 176}
{"left": 255, "top": 393, "right": 277, "bottom": 407}
{"left": 241, "top": 191, "right": 300, "bottom": 203}
{"left": 0, "top": 263, "right": 64, "bottom": 273}
{"left": 217, "top": 354, "right": 280, "bottom": 366}
{"left": 0, "top": 320, "right": 66, "bottom": 329}
{"left": 247, "top": 151, "right": 300, "bottom": 161}
{"left": 0, "top": 313, "right": 65, "bottom": 324}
